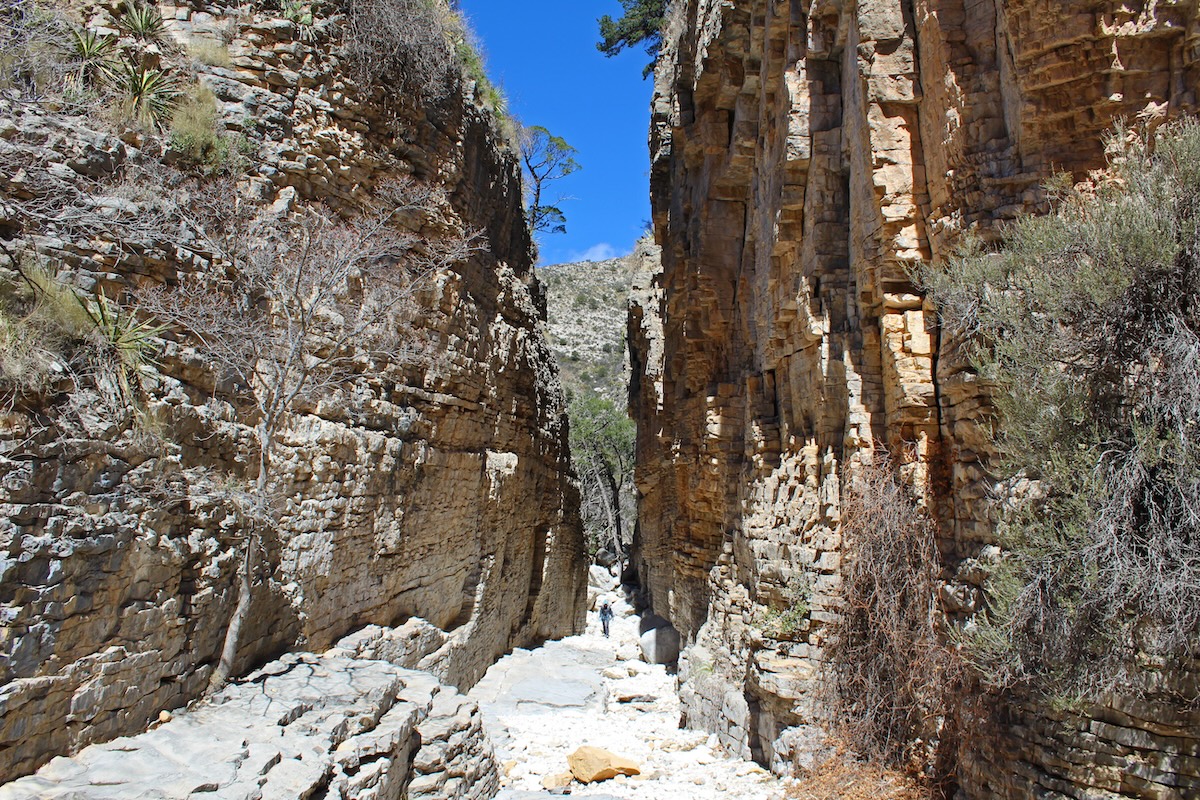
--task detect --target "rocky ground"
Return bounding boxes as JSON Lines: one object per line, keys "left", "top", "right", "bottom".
{"left": 469, "top": 577, "right": 785, "bottom": 800}
{"left": 0, "top": 653, "right": 496, "bottom": 800}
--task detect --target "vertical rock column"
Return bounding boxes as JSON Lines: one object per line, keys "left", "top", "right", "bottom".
{"left": 632, "top": 0, "right": 1200, "bottom": 792}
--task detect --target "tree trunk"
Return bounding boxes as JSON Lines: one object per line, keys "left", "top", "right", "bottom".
{"left": 592, "top": 468, "right": 623, "bottom": 579}
{"left": 603, "top": 469, "right": 624, "bottom": 580}
{"left": 207, "top": 529, "right": 254, "bottom": 693}
{"left": 207, "top": 423, "right": 271, "bottom": 693}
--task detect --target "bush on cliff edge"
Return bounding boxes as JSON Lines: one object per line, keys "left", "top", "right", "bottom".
{"left": 922, "top": 120, "right": 1200, "bottom": 700}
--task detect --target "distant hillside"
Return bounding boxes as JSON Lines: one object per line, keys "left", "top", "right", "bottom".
{"left": 542, "top": 239, "right": 660, "bottom": 564}
{"left": 540, "top": 253, "right": 638, "bottom": 403}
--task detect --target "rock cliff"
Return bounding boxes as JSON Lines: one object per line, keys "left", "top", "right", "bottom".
{"left": 0, "top": 0, "right": 586, "bottom": 783}
{"left": 632, "top": 0, "right": 1199, "bottom": 796}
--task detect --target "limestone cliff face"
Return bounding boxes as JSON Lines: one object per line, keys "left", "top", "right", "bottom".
{"left": 633, "top": 0, "right": 1199, "bottom": 795}
{"left": 0, "top": 0, "right": 586, "bottom": 782}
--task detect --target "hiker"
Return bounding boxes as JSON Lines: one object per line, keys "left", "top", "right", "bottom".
{"left": 599, "top": 601, "right": 614, "bottom": 638}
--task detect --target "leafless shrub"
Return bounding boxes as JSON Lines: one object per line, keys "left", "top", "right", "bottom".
{"left": 826, "top": 449, "right": 953, "bottom": 767}
{"left": 786, "top": 741, "right": 929, "bottom": 800}
{"left": 0, "top": 254, "right": 164, "bottom": 463}
{"left": 138, "top": 176, "right": 484, "bottom": 690}
{"left": 0, "top": 0, "right": 73, "bottom": 101}
{"left": 342, "top": 0, "right": 458, "bottom": 99}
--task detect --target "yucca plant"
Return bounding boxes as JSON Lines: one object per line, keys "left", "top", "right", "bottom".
{"left": 68, "top": 28, "right": 115, "bottom": 86}
{"left": 117, "top": 3, "right": 166, "bottom": 41}
{"left": 80, "top": 289, "right": 166, "bottom": 405}
{"left": 107, "top": 60, "right": 178, "bottom": 127}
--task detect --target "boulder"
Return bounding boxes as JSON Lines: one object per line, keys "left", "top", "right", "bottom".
{"left": 566, "top": 746, "right": 641, "bottom": 783}
{"left": 594, "top": 548, "right": 618, "bottom": 568}
{"left": 588, "top": 564, "right": 616, "bottom": 590}
{"left": 541, "top": 771, "right": 574, "bottom": 791}
{"left": 638, "top": 617, "right": 681, "bottom": 664}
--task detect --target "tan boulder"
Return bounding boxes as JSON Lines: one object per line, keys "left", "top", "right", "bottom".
{"left": 567, "top": 746, "right": 641, "bottom": 783}
{"left": 541, "top": 771, "right": 574, "bottom": 790}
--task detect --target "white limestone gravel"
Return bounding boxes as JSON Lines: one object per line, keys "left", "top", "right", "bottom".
{"left": 469, "top": 588, "right": 785, "bottom": 800}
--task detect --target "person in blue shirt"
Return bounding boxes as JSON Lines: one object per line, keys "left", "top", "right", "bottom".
{"left": 599, "top": 601, "right": 614, "bottom": 638}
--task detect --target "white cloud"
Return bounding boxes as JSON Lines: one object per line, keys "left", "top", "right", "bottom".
{"left": 567, "top": 242, "right": 619, "bottom": 262}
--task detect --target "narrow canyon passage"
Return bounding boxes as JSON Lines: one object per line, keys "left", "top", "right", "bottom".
{"left": 469, "top": 576, "right": 782, "bottom": 800}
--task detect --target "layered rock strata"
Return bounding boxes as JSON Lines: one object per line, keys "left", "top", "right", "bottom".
{"left": 632, "top": 0, "right": 1199, "bottom": 796}
{"left": 0, "top": 0, "right": 586, "bottom": 783}
{"left": 0, "top": 652, "right": 498, "bottom": 800}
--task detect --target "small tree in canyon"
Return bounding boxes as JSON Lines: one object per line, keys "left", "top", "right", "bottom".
{"left": 141, "top": 179, "right": 482, "bottom": 691}
{"left": 569, "top": 393, "right": 635, "bottom": 570}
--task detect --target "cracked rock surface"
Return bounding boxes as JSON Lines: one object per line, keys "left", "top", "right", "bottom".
{"left": 0, "top": 653, "right": 497, "bottom": 800}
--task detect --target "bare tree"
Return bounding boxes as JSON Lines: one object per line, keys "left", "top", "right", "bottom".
{"left": 826, "top": 448, "right": 952, "bottom": 766}
{"left": 141, "top": 179, "right": 483, "bottom": 691}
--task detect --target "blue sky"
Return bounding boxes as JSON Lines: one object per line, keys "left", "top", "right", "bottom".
{"left": 457, "top": 1, "right": 654, "bottom": 265}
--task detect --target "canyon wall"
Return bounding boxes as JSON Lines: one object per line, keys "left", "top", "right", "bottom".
{"left": 631, "top": 0, "right": 1199, "bottom": 796}
{"left": 0, "top": 0, "right": 586, "bottom": 782}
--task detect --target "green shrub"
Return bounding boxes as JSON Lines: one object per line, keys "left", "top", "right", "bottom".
{"left": 282, "top": 1, "right": 315, "bottom": 41}
{"left": 921, "top": 119, "right": 1200, "bottom": 698}
{"left": 758, "top": 576, "right": 811, "bottom": 639}
{"left": 169, "top": 84, "right": 240, "bottom": 172}
{"left": 188, "top": 39, "right": 231, "bottom": 67}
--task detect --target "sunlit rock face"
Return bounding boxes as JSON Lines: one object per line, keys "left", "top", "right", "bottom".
{"left": 0, "top": 0, "right": 586, "bottom": 782}
{"left": 631, "top": 0, "right": 1199, "bottom": 795}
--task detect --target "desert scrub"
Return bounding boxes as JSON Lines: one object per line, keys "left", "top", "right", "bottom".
{"left": 188, "top": 39, "right": 231, "bottom": 67}
{"left": 0, "top": 0, "right": 76, "bottom": 100}
{"left": 169, "top": 84, "right": 249, "bottom": 173}
{"left": 826, "top": 452, "right": 949, "bottom": 765}
{"left": 921, "top": 119, "right": 1200, "bottom": 699}
{"left": 340, "top": 0, "right": 509, "bottom": 127}
{"left": 0, "top": 264, "right": 93, "bottom": 395}
{"left": 342, "top": 0, "right": 457, "bottom": 98}
{"left": 0, "top": 263, "right": 159, "bottom": 405}
{"left": 758, "top": 576, "right": 811, "bottom": 639}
